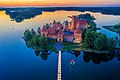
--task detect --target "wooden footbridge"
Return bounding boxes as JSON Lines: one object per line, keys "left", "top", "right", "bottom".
{"left": 57, "top": 51, "right": 62, "bottom": 80}
{"left": 54, "top": 42, "right": 62, "bottom": 80}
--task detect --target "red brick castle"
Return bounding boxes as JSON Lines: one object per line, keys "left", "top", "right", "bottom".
{"left": 41, "top": 16, "right": 89, "bottom": 43}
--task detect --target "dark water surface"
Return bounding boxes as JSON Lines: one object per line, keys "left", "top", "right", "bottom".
{"left": 62, "top": 51, "right": 120, "bottom": 80}
{"left": 0, "top": 9, "right": 120, "bottom": 80}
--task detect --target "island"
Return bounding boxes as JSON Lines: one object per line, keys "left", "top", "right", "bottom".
{"left": 23, "top": 13, "right": 119, "bottom": 55}
{"left": 5, "top": 8, "right": 42, "bottom": 22}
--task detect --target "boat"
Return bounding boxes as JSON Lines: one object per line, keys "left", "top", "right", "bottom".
{"left": 70, "top": 60, "right": 75, "bottom": 66}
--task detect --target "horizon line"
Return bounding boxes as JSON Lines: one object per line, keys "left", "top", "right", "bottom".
{"left": 0, "top": 5, "right": 120, "bottom": 8}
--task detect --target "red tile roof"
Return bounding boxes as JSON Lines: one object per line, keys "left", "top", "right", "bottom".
{"left": 77, "top": 20, "right": 88, "bottom": 26}
{"left": 75, "top": 27, "right": 82, "bottom": 34}
{"left": 48, "top": 27, "right": 56, "bottom": 34}
{"left": 57, "top": 29, "right": 64, "bottom": 35}
{"left": 41, "top": 25, "right": 47, "bottom": 32}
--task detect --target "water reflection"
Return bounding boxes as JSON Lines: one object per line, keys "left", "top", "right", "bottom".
{"left": 40, "top": 52, "right": 48, "bottom": 60}
{"left": 61, "top": 50, "right": 120, "bottom": 80}
{"left": 34, "top": 49, "right": 51, "bottom": 60}
{"left": 66, "top": 50, "right": 81, "bottom": 58}
{"left": 66, "top": 50, "right": 120, "bottom": 64}
{"left": 30, "top": 44, "right": 120, "bottom": 63}
{"left": 83, "top": 52, "right": 115, "bottom": 64}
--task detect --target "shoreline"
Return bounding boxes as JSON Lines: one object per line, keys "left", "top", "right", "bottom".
{"left": 103, "top": 26, "right": 120, "bottom": 34}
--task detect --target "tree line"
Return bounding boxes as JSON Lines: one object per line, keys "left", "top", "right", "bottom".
{"left": 23, "top": 29, "right": 48, "bottom": 51}
{"left": 83, "top": 30, "right": 117, "bottom": 51}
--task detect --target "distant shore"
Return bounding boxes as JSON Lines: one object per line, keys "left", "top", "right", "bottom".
{"left": 1, "top": 7, "right": 120, "bottom": 15}
{"left": 103, "top": 25, "right": 120, "bottom": 34}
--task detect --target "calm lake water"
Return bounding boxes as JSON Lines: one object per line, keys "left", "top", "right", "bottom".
{"left": 0, "top": 10, "right": 120, "bottom": 80}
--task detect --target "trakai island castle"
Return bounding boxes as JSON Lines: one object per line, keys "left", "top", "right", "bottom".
{"left": 41, "top": 16, "right": 89, "bottom": 43}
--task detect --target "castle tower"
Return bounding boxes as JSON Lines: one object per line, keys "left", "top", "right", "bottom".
{"left": 68, "top": 16, "right": 77, "bottom": 31}
{"left": 74, "top": 27, "right": 82, "bottom": 43}
{"left": 76, "top": 20, "right": 80, "bottom": 28}
{"left": 53, "top": 20, "right": 57, "bottom": 25}
{"left": 57, "top": 29, "right": 64, "bottom": 42}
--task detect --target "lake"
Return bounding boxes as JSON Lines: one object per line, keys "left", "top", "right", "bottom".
{"left": 0, "top": 9, "right": 120, "bottom": 80}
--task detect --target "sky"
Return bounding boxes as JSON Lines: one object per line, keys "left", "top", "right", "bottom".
{"left": 0, "top": 0, "right": 120, "bottom": 7}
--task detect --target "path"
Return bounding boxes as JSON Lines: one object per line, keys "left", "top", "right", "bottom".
{"left": 57, "top": 51, "right": 62, "bottom": 80}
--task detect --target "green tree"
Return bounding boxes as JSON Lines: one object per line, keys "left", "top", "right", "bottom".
{"left": 99, "top": 34, "right": 107, "bottom": 50}
{"left": 46, "top": 23, "right": 51, "bottom": 29}
{"left": 106, "top": 37, "right": 116, "bottom": 50}
{"left": 94, "top": 38, "right": 104, "bottom": 51}
{"left": 82, "top": 29, "right": 87, "bottom": 41}
{"left": 40, "top": 35, "right": 48, "bottom": 50}
{"left": 31, "top": 29, "right": 36, "bottom": 34}
{"left": 84, "top": 30, "right": 108, "bottom": 51}
{"left": 24, "top": 29, "right": 32, "bottom": 41}
{"left": 88, "top": 20, "right": 97, "bottom": 29}
{"left": 84, "top": 30, "right": 95, "bottom": 48}
{"left": 77, "top": 13, "right": 96, "bottom": 21}
{"left": 33, "top": 35, "right": 40, "bottom": 46}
